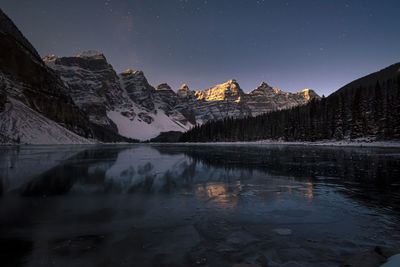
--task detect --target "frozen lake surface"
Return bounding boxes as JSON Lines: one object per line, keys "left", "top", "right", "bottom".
{"left": 1, "top": 144, "right": 400, "bottom": 266}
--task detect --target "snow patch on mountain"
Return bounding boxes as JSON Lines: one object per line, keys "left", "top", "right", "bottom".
{"left": 107, "top": 109, "right": 189, "bottom": 141}
{"left": 0, "top": 98, "right": 93, "bottom": 144}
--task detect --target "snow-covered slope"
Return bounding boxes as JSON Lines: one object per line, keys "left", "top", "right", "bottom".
{"left": 44, "top": 53, "right": 192, "bottom": 141}
{"left": 0, "top": 98, "right": 93, "bottom": 144}
{"left": 107, "top": 110, "right": 189, "bottom": 140}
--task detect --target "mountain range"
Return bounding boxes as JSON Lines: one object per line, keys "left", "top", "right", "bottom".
{"left": 0, "top": 8, "right": 319, "bottom": 144}
{"left": 181, "top": 63, "right": 400, "bottom": 142}
{"left": 43, "top": 51, "right": 320, "bottom": 141}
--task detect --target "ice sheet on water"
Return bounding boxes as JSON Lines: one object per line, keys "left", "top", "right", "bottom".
{"left": 273, "top": 228, "right": 293, "bottom": 235}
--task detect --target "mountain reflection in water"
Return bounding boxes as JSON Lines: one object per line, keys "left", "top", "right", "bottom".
{"left": 0, "top": 144, "right": 399, "bottom": 267}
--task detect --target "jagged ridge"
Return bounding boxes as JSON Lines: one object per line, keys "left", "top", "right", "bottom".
{"left": 44, "top": 51, "right": 319, "bottom": 140}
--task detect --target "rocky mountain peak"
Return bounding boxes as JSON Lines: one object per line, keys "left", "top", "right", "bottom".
{"left": 155, "top": 83, "right": 173, "bottom": 92}
{"left": 297, "top": 89, "right": 320, "bottom": 100}
{"left": 249, "top": 83, "right": 286, "bottom": 98}
{"left": 197, "top": 79, "right": 244, "bottom": 101}
{"left": 224, "top": 79, "right": 241, "bottom": 89}
{"left": 122, "top": 69, "right": 134, "bottom": 74}
{"left": 177, "top": 84, "right": 194, "bottom": 98}
{"left": 77, "top": 50, "right": 105, "bottom": 60}
{"left": 180, "top": 84, "right": 189, "bottom": 91}
{"left": 227, "top": 79, "right": 238, "bottom": 84}
{"left": 224, "top": 79, "right": 242, "bottom": 91}
{"left": 44, "top": 50, "right": 111, "bottom": 72}
{"left": 42, "top": 54, "right": 58, "bottom": 62}
{"left": 133, "top": 70, "right": 144, "bottom": 76}
{"left": 259, "top": 81, "right": 270, "bottom": 87}
{"left": 122, "top": 69, "right": 145, "bottom": 77}
{"left": 122, "top": 70, "right": 148, "bottom": 81}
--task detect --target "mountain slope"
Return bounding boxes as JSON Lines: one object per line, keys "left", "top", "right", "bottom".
{"left": 0, "top": 8, "right": 93, "bottom": 142}
{"left": 0, "top": 98, "right": 93, "bottom": 144}
{"left": 181, "top": 63, "right": 400, "bottom": 142}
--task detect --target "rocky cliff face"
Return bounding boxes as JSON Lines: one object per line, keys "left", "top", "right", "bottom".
{"left": 0, "top": 8, "right": 95, "bottom": 143}
{"left": 187, "top": 80, "right": 251, "bottom": 123}
{"left": 245, "top": 82, "right": 320, "bottom": 116}
{"left": 43, "top": 51, "right": 133, "bottom": 135}
{"left": 44, "top": 53, "right": 192, "bottom": 141}
{"left": 195, "top": 79, "right": 244, "bottom": 102}
{"left": 120, "top": 69, "right": 155, "bottom": 111}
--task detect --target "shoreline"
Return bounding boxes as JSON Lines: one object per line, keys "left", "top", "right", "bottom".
{"left": 2, "top": 139, "right": 400, "bottom": 148}
{"left": 153, "top": 139, "right": 400, "bottom": 148}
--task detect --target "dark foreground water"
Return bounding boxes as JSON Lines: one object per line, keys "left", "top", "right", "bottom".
{"left": 1, "top": 144, "right": 400, "bottom": 267}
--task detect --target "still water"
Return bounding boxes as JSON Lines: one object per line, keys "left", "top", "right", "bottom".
{"left": 0, "top": 144, "right": 400, "bottom": 266}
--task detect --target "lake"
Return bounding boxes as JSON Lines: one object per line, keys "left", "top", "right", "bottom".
{"left": 1, "top": 144, "right": 400, "bottom": 266}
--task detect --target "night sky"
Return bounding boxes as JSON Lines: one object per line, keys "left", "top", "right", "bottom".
{"left": 2, "top": 0, "right": 400, "bottom": 96}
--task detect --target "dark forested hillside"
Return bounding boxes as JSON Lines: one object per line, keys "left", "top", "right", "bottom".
{"left": 180, "top": 63, "right": 400, "bottom": 142}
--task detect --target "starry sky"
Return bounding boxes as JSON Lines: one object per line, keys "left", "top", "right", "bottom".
{"left": 2, "top": 0, "right": 400, "bottom": 96}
